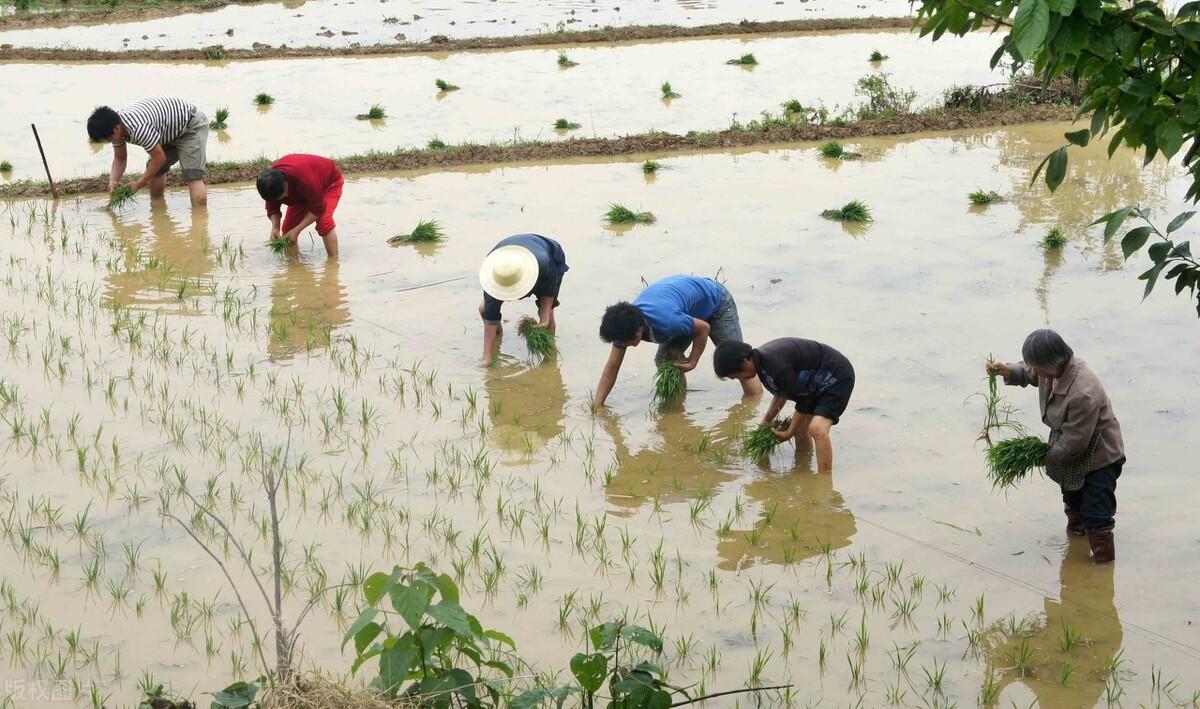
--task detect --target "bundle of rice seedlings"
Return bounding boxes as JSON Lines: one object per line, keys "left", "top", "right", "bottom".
{"left": 818, "top": 140, "right": 861, "bottom": 160}
{"left": 652, "top": 359, "right": 685, "bottom": 404}
{"left": 821, "top": 201, "right": 873, "bottom": 223}
{"left": 554, "top": 118, "right": 581, "bottom": 130}
{"left": 742, "top": 425, "right": 781, "bottom": 463}
{"left": 985, "top": 436, "right": 1049, "bottom": 489}
{"left": 518, "top": 317, "right": 555, "bottom": 358}
{"left": 387, "top": 219, "right": 444, "bottom": 244}
{"left": 782, "top": 99, "right": 805, "bottom": 114}
{"left": 209, "top": 106, "right": 230, "bottom": 130}
{"left": 726, "top": 53, "right": 758, "bottom": 65}
{"left": 976, "top": 357, "right": 1023, "bottom": 444}
{"left": 0, "top": 160, "right": 12, "bottom": 173}
{"left": 435, "top": 79, "right": 460, "bottom": 92}
{"left": 107, "top": 185, "right": 137, "bottom": 211}
{"left": 641, "top": 160, "right": 663, "bottom": 174}
{"left": 969, "top": 189, "right": 1003, "bottom": 205}
{"left": 427, "top": 137, "right": 448, "bottom": 150}
{"left": 356, "top": 104, "right": 386, "bottom": 120}
{"left": 1041, "top": 227, "right": 1067, "bottom": 250}
{"left": 661, "top": 81, "right": 681, "bottom": 99}
{"left": 604, "top": 203, "right": 656, "bottom": 224}
{"left": 557, "top": 53, "right": 578, "bottom": 68}
{"left": 869, "top": 50, "right": 889, "bottom": 62}
{"left": 267, "top": 237, "right": 291, "bottom": 253}
{"left": 253, "top": 92, "right": 275, "bottom": 106}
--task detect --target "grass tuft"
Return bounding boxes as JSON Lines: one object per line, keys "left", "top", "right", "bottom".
{"left": 742, "top": 426, "right": 781, "bottom": 463}
{"left": 604, "top": 203, "right": 656, "bottom": 225}
{"left": 356, "top": 104, "right": 386, "bottom": 120}
{"left": 969, "top": 189, "right": 1004, "bottom": 205}
{"left": 869, "top": 50, "right": 889, "bottom": 62}
{"left": 0, "top": 160, "right": 12, "bottom": 173}
{"left": 554, "top": 118, "right": 581, "bottom": 130}
{"left": 107, "top": 185, "right": 137, "bottom": 212}
{"left": 435, "top": 79, "right": 460, "bottom": 92}
{"left": 253, "top": 92, "right": 274, "bottom": 106}
{"left": 726, "top": 53, "right": 758, "bottom": 65}
{"left": 209, "top": 106, "right": 229, "bottom": 130}
{"left": 642, "top": 160, "right": 663, "bottom": 174}
{"left": 1041, "top": 227, "right": 1067, "bottom": 250}
{"left": 985, "top": 436, "right": 1050, "bottom": 489}
{"left": 557, "top": 53, "right": 578, "bottom": 68}
{"left": 518, "top": 318, "right": 555, "bottom": 358}
{"left": 661, "top": 81, "right": 681, "bottom": 99}
{"left": 821, "top": 200, "right": 873, "bottom": 223}
{"left": 652, "top": 359, "right": 686, "bottom": 404}
{"left": 388, "top": 219, "right": 444, "bottom": 244}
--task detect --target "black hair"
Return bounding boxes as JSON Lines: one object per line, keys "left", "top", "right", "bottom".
{"left": 87, "top": 106, "right": 121, "bottom": 142}
{"left": 1021, "top": 329, "right": 1074, "bottom": 372}
{"left": 713, "top": 341, "right": 754, "bottom": 378}
{"left": 599, "top": 302, "right": 644, "bottom": 343}
{"left": 256, "top": 169, "right": 287, "bottom": 201}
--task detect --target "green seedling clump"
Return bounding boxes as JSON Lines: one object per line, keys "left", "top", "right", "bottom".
{"left": 661, "top": 81, "right": 681, "bottom": 99}
{"left": 604, "top": 203, "right": 656, "bottom": 225}
{"left": 986, "top": 436, "right": 1050, "bottom": 489}
{"left": 1041, "top": 227, "right": 1067, "bottom": 250}
{"left": 818, "top": 140, "right": 861, "bottom": 160}
{"left": 821, "top": 200, "right": 873, "bottom": 223}
{"left": 869, "top": 50, "right": 889, "bottom": 62}
{"left": 388, "top": 219, "right": 444, "bottom": 244}
{"left": 782, "top": 99, "right": 805, "bottom": 114}
{"left": 356, "top": 104, "right": 386, "bottom": 120}
{"left": 557, "top": 53, "right": 578, "bottom": 68}
{"left": 427, "top": 138, "right": 448, "bottom": 150}
{"left": 253, "top": 92, "right": 274, "bottom": 106}
{"left": 642, "top": 160, "right": 663, "bottom": 174}
{"left": 727, "top": 53, "right": 758, "bottom": 65}
{"left": 435, "top": 79, "right": 460, "bottom": 92}
{"left": 652, "top": 359, "right": 686, "bottom": 404}
{"left": 518, "top": 318, "right": 555, "bottom": 358}
{"left": 267, "top": 237, "right": 291, "bottom": 253}
{"left": 107, "top": 185, "right": 137, "bottom": 211}
{"left": 969, "top": 189, "right": 1004, "bottom": 205}
{"left": 554, "top": 118, "right": 581, "bottom": 130}
{"left": 0, "top": 160, "right": 12, "bottom": 173}
{"left": 209, "top": 106, "right": 230, "bottom": 130}
{"left": 742, "top": 426, "right": 781, "bottom": 463}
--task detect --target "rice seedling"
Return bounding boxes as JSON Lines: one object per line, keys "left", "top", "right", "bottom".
{"left": 741, "top": 426, "right": 780, "bottom": 463}
{"left": 0, "top": 161, "right": 11, "bottom": 173}
{"left": 781, "top": 98, "right": 804, "bottom": 114}
{"left": 427, "top": 137, "right": 448, "bottom": 149}
{"left": 435, "top": 79, "right": 460, "bottom": 92}
{"left": 1060, "top": 662, "right": 1075, "bottom": 686}
{"left": 821, "top": 200, "right": 873, "bottom": 223}
{"left": 107, "top": 186, "right": 137, "bottom": 212}
{"left": 817, "top": 140, "right": 862, "bottom": 160}
{"left": 355, "top": 104, "right": 386, "bottom": 120}
{"left": 980, "top": 674, "right": 1000, "bottom": 704}
{"left": 1059, "top": 620, "right": 1080, "bottom": 652}
{"left": 968, "top": 188, "right": 1004, "bottom": 205}
{"left": 869, "top": 49, "right": 889, "bottom": 62}
{"left": 651, "top": 358, "right": 685, "bottom": 405}
{"left": 553, "top": 118, "right": 581, "bottom": 130}
{"left": 266, "top": 237, "right": 290, "bottom": 253}
{"left": 557, "top": 52, "right": 578, "bottom": 68}
{"left": 661, "top": 81, "right": 681, "bottom": 99}
{"left": 253, "top": 92, "right": 274, "bottom": 105}
{"left": 1011, "top": 636, "right": 1034, "bottom": 677}
{"left": 726, "top": 53, "right": 758, "bottom": 65}
{"left": 923, "top": 658, "right": 947, "bottom": 693}
{"left": 604, "top": 203, "right": 656, "bottom": 224}
{"left": 1042, "top": 226, "right": 1068, "bottom": 249}
{"left": 209, "top": 106, "right": 229, "bottom": 130}
{"left": 388, "top": 219, "right": 444, "bottom": 244}
{"left": 518, "top": 317, "right": 555, "bottom": 358}
{"left": 817, "top": 637, "right": 827, "bottom": 672}
{"left": 985, "top": 436, "right": 1050, "bottom": 489}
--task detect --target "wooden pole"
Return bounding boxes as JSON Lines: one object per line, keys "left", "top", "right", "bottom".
{"left": 30, "top": 123, "right": 58, "bottom": 199}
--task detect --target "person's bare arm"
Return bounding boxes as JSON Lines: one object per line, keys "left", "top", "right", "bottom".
{"left": 130, "top": 145, "right": 166, "bottom": 192}
{"left": 761, "top": 394, "right": 787, "bottom": 427}
{"left": 482, "top": 323, "right": 501, "bottom": 365}
{"left": 284, "top": 213, "right": 318, "bottom": 242}
{"left": 269, "top": 213, "right": 283, "bottom": 238}
{"left": 775, "top": 410, "right": 805, "bottom": 442}
{"left": 108, "top": 143, "right": 129, "bottom": 191}
{"left": 536, "top": 295, "right": 556, "bottom": 332}
{"left": 674, "top": 318, "right": 711, "bottom": 372}
{"left": 594, "top": 346, "right": 627, "bottom": 408}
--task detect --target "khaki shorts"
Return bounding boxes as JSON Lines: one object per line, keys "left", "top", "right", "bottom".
{"left": 151, "top": 110, "right": 209, "bottom": 182}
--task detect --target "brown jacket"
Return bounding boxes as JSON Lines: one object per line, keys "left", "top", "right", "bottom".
{"left": 1004, "top": 357, "right": 1125, "bottom": 470}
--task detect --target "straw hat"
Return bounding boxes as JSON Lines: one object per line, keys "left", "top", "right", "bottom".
{"left": 479, "top": 245, "right": 539, "bottom": 301}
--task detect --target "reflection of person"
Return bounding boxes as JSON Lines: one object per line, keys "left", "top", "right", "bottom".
{"left": 484, "top": 360, "right": 567, "bottom": 462}
{"left": 256, "top": 154, "right": 344, "bottom": 258}
{"left": 982, "top": 545, "right": 1122, "bottom": 708}
{"left": 594, "top": 275, "right": 762, "bottom": 407}
{"left": 717, "top": 460, "right": 856, "bottom": 571}
{"left": 267, "top": 259, "right": 350, "bottom": 361}
{"left": 478, "top": 234, "right": 569, "bottom": 365}
{"left": 87, "top": 98, "right": 209, "bottom": 207}
{"left": 988, "top": 329, "right": 1125, "bottom": 562}
{"left": 713, "top": 338, "right": 855, "bottom": 473}
{"left": 103, "top": 201, "right": 214, "bottom": 307}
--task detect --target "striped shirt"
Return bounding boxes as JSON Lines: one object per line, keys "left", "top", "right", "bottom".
{"left": 116, "top": 97, "right": 197, "bottom": 152}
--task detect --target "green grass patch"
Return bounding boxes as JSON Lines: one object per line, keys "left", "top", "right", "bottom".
{"left": 435, "top": 79, "right": 460, "bottom": 92}
{"left": 253, "top": 92, "right": 274, "bottom": 106}
{"left": 604, "top": 203, "right": 656, "bottom": 224}
{"left": 985, "top": 436, "right": 1049, "bottom": 489}
{"left": 821, "top": 200, "right": 873, "bottom": 223}
{"left": 554, "top": 118, "right": 581, "bottom": 130}
{"left": 661, "top": 81, "right": 681, "bottom": 99}
{"left": 107, "top": 185, "right": 136, "bottom": 211}
{"left": 209, "top": 106, "right": 229, "bottom": 130}
{"left": 1041, "top": 227, "right": 1067, "bottom": 250}
{"left": 652, "top": 359, "right": 686, "bottom": 405}
{"left": 726, "top": 53, "right": 758, "bottom": 65}
{"left": 741, "top": 426, "right": 781, "bottom": 463}
{"left": 356, "top": 104, "right": 386, "bottom": 120}
{"left": 969, "top": 189, "right": 1004, "bottom": 205}
{"left": 388, "top": 219, "right": 444, "bottom": 244}
{"left": 518, "top": 318, "right": 555, "bottom": 359}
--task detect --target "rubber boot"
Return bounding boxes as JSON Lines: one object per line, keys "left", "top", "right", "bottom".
{"left": 1087, "top": 526, "right": 1115, "bottom": 563}
{"left": 1064, "top": 505, "right": 1086, "bottom": 537}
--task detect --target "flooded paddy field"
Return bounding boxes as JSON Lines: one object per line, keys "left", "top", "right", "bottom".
{"left": 0, "top": 0, "right": 912, "bottom": 51}
{"left": 0, "top": 30, "right": 1001, "bottom": 182}
{"left": 1, "top": 122, "right": 1198, "bottom": 707}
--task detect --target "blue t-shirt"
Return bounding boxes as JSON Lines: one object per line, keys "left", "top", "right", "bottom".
{"left": 633, "top": 276, "right": 725, "bottom": 343}
{"left": 481, "top": 234, "right": 569, "bottom": 324}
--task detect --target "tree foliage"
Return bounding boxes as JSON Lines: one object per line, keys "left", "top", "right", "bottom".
{"left": 914, "top": 0, "right": 1200, "bottom": 314}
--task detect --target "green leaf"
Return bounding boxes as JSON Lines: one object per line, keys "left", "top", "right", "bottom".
{"left": 389, "top": 581, "right": 434, "bottom": 629}
{"left": 620, "top": 625, "right": 664, "bottom": 654}
{"left": 1156, "top": 121, "right": 1185, "bottom": 158}
{"left": 588, "top": 622, "right": 621, "bottom": 651}
{"left": 432, "top": 573, "right": 460, "bottom": 604}
{"left": 426, "top": 600, "right": 474, "bottom": 637}
{"left": 483, "top": 658, "right": 515, "bottom": 677}
{"left": 1176, "top": 21, "right": 1200, "bottom": 41}
{"left": 1139, "top": 262, "right": 1167, "bottom": 299}
{"left": 1118, "top": 74, "right": 1160, "bottom": 98}
{"left": 1064, "top": 129, "right": 1090, "bottom": 147}
{"left": 483, "top": 629, "right": 516, "bottom": 648}
{"left": 1012, "top": 0, "right": 1051, "bottom": 60}
{"left": 1091, "top": 207, "right": 1133, "bottom": 242}
{"left": 1047, "top": 0, "right": 1075, "bottom": 14}
{"left": 1167, "top": 211, "right": 1195, "bottom": 234}
{"left": 1132, "top": 10, "right": 1176, "bottom": 35}
{"left": 341, "top": 608, "right": 378, "bottom": 650}
{"left": 1045, "top": 146, "right": 1069, "bottom": 191}
{"left": 1148, "top": 241, "right": 1171, "bottom": 263}
{"left": 1121, "top": 226, "right": 1152, "bottom": 259}
{"left": 376, "top": 636, "right": 418, "bottom": 697}
{"left": 354, "top": 622, "right": 384, "bottom": 655}
{"left": 211, "top": 682, "right": 259, "bottom": 709}
{"left": 570, "top": 652, "right": 608, "bottom": 693}
{"left": 363, "top": 572, "right": 392, "bottom": 606}
{"left": 511, "top": 688, "right": 551, "bottom": 709}
{"left": 1089, "top": 106, "right": 1108, "bottom": 137}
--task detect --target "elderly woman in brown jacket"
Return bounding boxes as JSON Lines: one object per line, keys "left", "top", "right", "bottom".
{"left": 987, "top": 329, "right": 1125, "bottom": 563}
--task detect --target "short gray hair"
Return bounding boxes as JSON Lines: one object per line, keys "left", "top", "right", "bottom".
{"left": 1021, "top": 329, "right": 1074, "bottom": 372}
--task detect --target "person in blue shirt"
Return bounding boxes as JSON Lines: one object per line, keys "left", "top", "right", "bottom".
{"left": 594, "top": 275, "right": 762, "bottom": 407}
{"left": 478, "top": 234, "right": 568, "bottom": 364}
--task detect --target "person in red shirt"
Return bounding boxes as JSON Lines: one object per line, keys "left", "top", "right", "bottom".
{"left": 256, "top": 154, "right": 344, "bottom": 257}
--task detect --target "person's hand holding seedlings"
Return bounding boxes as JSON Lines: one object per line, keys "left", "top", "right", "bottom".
{"left": 673, "top": 318, "right": 710, "bottom": 373}
{"left": 986, "top": 361, "right": 1012, "bottom": 378}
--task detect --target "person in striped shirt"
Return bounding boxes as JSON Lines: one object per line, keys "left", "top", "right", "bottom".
{"left": 87, "top": 97, "right": 210, "bottom": 207}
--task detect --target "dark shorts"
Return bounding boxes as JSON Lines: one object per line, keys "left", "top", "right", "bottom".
{"left": 796, "top": 377, "right": 855, "bottom": 424}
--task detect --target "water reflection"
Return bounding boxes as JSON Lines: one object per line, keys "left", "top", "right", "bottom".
{"left": 717, "top": 452, "right": 856, "bottom": 571}
{"left": 982, "top": 543, "right": 1122, "bottom": 708}
{"left": 103, "top": 201, "right": 215, "bottom": 310}
{"left": 266, "top": 257, "right": 350, "bottom": 361}
{"left": 1036, "top": 245, "right": 1065, "bottom": 323}
{"left": 484, "top": 360, "right": 567, "bottom": 466}
{"left": 601, "top": 401, "right": 756, "bottom": 515}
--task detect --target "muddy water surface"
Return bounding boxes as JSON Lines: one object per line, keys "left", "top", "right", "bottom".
{"left": 0, "top": 30, "right": 1001, "bottom": 181}
{"left": 1, "top": 123, "right": 1198, "bottom": 707}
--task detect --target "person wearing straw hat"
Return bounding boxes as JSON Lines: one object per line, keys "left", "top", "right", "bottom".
{"left": 478, "top": 234, "right": 569, "bottom": 364}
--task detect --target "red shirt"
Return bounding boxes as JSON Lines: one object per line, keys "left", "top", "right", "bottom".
{"left": 265, "top": 154, "right": 343, "bottom": 235}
